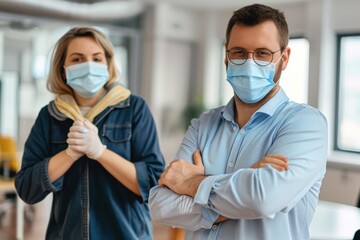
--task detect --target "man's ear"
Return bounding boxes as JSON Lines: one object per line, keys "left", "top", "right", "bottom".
{"left": 224, "top": 45, "right": 228, "bottom": 68}
{"left": 281, "top": 47, "right": 291, "bottom": 70}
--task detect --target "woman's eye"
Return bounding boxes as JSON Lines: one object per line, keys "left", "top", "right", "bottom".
{"left": 94, "top": 56, "right": 107, "bottom": 63}
{"left": 72, "top": 57, "right": 82, "bottom": 63}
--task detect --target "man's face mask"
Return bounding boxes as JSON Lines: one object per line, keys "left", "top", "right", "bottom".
{"left": 65, "top": 61, "right": 109, "bottom": 98}
{"left": 226, "top": 59, "right": 278, "bottom": 103}
{"left": 226, "top": 48, "right": 283, "bottom": 103}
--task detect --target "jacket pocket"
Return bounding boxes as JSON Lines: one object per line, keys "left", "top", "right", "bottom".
{"left": 102, "top": 124, "right": 132, "bottom": 158}
{"left": 102, "top": 124, "right": 132, "bottom": 143}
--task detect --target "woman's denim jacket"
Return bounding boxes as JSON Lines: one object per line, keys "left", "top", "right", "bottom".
{"left": 15, "top": 95, "right": 165, "bottom": 240}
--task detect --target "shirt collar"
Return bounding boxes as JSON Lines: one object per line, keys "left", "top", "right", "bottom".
{"left": 221, "top": 87, "right": 289, "bottom": 122}
{"left": 256, "top": 87, "right": 289, "bottom": 116}
{"left": 221, "top": 98, "right": 236, "bottom": 123}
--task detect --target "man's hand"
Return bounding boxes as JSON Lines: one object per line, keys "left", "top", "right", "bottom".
{"left": 158, "top": 150, "right": 205, "bottom": 197}
{"left": 251, "top": 154, "right": 288, "bottom": 171}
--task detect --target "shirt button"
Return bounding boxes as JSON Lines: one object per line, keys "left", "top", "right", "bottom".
{"left": 228, "top": 162, "right": 234, "bottom": 168}
{"left": 212, "top": 224, "right": 217, "bottom": 230}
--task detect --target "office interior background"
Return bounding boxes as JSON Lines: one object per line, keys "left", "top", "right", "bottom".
{"left": 0, "top": 0, "right": 359, "bottom": 239}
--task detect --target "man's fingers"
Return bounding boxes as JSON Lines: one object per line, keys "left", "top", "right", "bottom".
{"left": 258, "top": 162, "right": 285, "bottom": 171}
{"left": 193, "top": 149, "right": 204, "bottom": 166}
{"left": 251, "top": 154, "right": 289, "bottom": 171}
{"left": 270, "top": 164, "right": 285, "bottom": 171}
{"left": 265, "top": 160, "right": 288, "bottom": 170}
{"left": 158, "top": 177, "right": 164, "bottom": 186}
{"left": 265, "top": 157, "right": 287, "bottom": 165}
{"left": 264, "top": 155, "right": 288, "bottom": 169}
{"left": 266, "top": 154, "right": 288, "bottom": 162}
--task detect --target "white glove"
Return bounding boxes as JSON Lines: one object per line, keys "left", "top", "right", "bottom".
{"left": 67, "top": 120, "right": 106, "bottom": 160}
{"left": 66, "top": 120, "right": 85, "bottom": 161}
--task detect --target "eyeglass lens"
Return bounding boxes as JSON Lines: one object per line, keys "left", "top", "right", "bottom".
{"left": 227, "top": 48, "right": 274, "bottom": 66}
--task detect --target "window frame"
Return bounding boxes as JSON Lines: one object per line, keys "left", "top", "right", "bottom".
{"left": 334, "top": 33, "right": 360, "bottom": 154}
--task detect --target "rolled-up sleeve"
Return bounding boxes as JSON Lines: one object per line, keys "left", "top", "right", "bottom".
{"left": 131, "top": 97, "right": 165, "bottom": 202}
{"left": 149, "top": 186, "right": 218, "bottom": 231}
{"left": 15, "top": 107, "right": 61, "bottom": 204}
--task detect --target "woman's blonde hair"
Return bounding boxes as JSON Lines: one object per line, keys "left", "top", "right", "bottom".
{"left": 47, "top": 27, "right": 118, "bottom": 95}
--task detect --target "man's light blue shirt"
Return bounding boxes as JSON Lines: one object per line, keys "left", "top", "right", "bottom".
{"left": 149, "top": 88, "right": 328, "bottom": 240}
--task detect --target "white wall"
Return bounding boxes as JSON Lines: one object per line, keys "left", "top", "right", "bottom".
{"left": 141, "top": 4, "right": 200, "bottom": 163}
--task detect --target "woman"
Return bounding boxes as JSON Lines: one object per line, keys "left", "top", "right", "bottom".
{"left": 15, "top": 27, "right": 165, "bottom": 240}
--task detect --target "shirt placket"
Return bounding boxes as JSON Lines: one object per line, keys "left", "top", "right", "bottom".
{"left": 226, "top": 126, "right": 244, "bottom": 174}
{"left": 207, "top": 223, "right": 220, "bottom": 239}
{"left": 207, "top": 125, "right": 245, "bottom": 240}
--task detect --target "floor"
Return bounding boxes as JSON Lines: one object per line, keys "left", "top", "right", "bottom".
{"left": 0, "top": 197, "right": 181, "bottom": 240}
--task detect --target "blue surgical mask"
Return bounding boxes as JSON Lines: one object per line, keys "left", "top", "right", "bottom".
{"left": 226, "top": 59, "right": 278, "bottom": 103}
{"left": 65, "top": 61, "right": 109, "bottom": 98}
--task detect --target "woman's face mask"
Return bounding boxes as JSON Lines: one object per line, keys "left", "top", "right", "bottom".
{"left": 226, "top": 59, "right": 279, "bottom": 103}
{"left": 65, "top": 61, "right": 109, "bottom": 98}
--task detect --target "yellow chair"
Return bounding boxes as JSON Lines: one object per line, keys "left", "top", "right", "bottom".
{"left": 0, "top": 135, "right": 35, "bottom": 225}
{"left": 0, "top": 135, "right": 20, "bottom": 179}
{"left": 0, "top": 135, "right": 21, "bottom": 223}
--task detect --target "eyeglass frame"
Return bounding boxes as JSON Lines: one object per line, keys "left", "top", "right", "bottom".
{"left": 226, "top": 47, "right": 283, "bottom": 66}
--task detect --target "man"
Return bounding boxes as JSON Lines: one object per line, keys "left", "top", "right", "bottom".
{"left": 149, "top": 4, "right": 327, "bottom": 240}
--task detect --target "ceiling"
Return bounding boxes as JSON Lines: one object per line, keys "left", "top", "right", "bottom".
{"left": 0, "top": 0, "right": 309, "bottom": 32}
{"left": 137, "top": 0, "right": 305, "bottom": 10}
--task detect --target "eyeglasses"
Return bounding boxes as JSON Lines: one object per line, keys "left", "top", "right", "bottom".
{"left": 226, "top": 47, "right": 282, "bottom": 66}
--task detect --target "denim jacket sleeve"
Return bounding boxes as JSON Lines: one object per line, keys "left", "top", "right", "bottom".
{"left": 130, "top": 96, "right": 165, "bottom": 202}
{"left": 15, "top": 106, "right": 64, "bottom": 204}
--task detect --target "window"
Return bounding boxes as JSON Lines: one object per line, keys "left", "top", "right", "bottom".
{"left": 280, "top": 38, "right": 309, "bottom": 103}
{"left": 335, "top": 34, "right": 360, "bottom": 153}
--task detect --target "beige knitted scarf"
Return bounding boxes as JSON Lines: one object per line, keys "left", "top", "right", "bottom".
{"left": 54, "top": 84, "right": 130, "bottom": 122}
